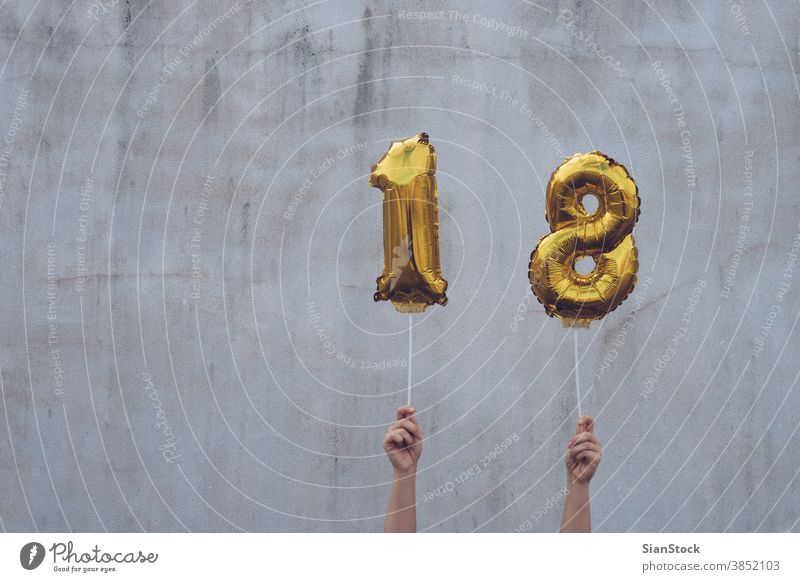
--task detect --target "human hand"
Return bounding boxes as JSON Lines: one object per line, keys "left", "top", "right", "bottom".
{"left": 383, "top": 405, "right": 423, "bottom": 475}
{"left": 566, "top": 416, "right": 601, "bottom": 485}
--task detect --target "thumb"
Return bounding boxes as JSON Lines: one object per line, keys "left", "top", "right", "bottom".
{"left": 577, "top": 415, "right": 594, "bottom": 434}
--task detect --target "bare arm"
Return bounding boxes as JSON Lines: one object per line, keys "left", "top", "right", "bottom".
{"left": 560, "top": 479, "right": 591, "bottom": 533}
{"left": 560, "top": 416, "right": 601, "bottom": 533}
{"left": 384, "top": 467, "right": 417, "bottom": 533}
{"left": 383, "top": 405, "right": 423, "bottom": 533}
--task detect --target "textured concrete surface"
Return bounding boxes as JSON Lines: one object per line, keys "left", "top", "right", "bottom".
{"left": 1, "top": 0, "right": 799, "bottom": 532}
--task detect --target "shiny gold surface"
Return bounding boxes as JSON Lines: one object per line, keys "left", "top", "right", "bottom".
{"left": 529, "top": 151, "right": 640, "bottom": 326}
{"left": 371, "top": 133, "right": 448, "bottom": 313}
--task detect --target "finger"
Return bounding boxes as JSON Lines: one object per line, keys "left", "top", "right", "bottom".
{"left": 396, "top": 405, "right": 416, "bottom": 421}
{"left": 396, "top": 418, "right": 422, "bottom": 439}
{"left": 569, "top": 423, "right": 587, "bottom": 447}
{"left": 568, "top": 431, "right": 596, "bottom": 448}
{"left": 568, "top": 442, "right": 598, "bottom": 457}
{"left": 391, "top": 418, "right": 422, "bottom": 436}
{"left": 388, "top": 428, "right": 415, "bottom": 447}
{"left": 576, "top": 415, "right": 594, "bottom": 434}
{"left": 570, "top": 449, "right": 598, "bottom": 464}
{"left": 394, "top": 428, "right": 416, "bottom": 447}
{"left": 567, "top": 447, "right": 588, "bottom": 463}
{"left": 572, "top": 436, "right": 598, "bottom": 449}
{"left": 575, "top": 450, "right": 600, "bottom": 462}
{"left": 569, "top": 448, "right": 600, "bottom": 459}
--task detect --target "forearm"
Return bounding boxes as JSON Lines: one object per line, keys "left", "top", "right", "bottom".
{"left": 384, "top": 468, "right": 417, "bottom": 532}
{"left": 560, "top": 480, "right": 591, "bottom": 533}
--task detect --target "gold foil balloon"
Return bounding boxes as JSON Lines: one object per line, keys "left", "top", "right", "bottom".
{"left": 529, "top": 151, "right": 640, "bottom": 326}
{"left": 371, "top": 132, "right": 448, "bottom": 312}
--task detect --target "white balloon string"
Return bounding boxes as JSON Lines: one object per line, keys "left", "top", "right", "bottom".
{"left": 573, "top": 328, "right": 582, "bottom": 418}
{"left": 407, "top": 314, "right": 413, "bottom": 406}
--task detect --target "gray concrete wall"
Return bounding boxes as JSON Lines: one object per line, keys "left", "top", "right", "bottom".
{"left": 1, "top": 0, "right": 799, "bottom": 532}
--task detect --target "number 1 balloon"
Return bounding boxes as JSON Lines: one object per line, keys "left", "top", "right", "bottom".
{"left": 371, "top": 132, "right": 448, "bottom": 313}
{"left": 529, "top": 151, "right": 640, "bottom": 327}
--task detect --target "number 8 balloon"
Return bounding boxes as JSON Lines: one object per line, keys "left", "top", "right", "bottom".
{"left": 528, "top": 151, "right": 640, "bottom": 326}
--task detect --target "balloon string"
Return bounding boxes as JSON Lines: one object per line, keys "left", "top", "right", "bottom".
{"left": 407, "top": 314, "right": 413, "bottom": 406}
{"left": 573, "top": 328, "right": 582, "bottom": 418}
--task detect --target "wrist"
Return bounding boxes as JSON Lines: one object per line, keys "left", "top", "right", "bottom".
{"left": 393, "top": 466, "right": 417, "bottom": 480}
{"left": 567, "top": 477, "right": 590, "bottom": 492}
